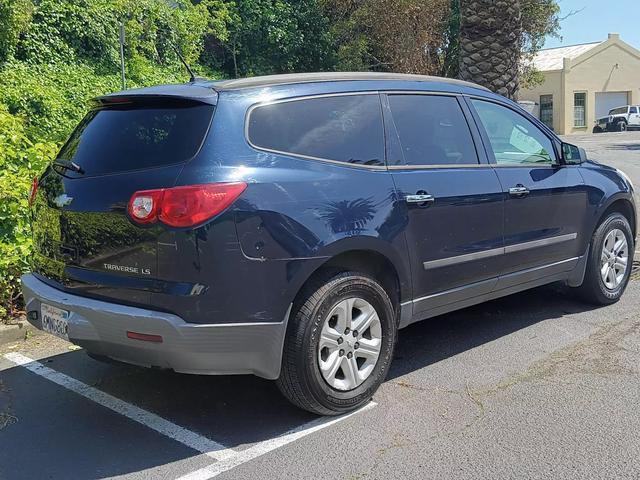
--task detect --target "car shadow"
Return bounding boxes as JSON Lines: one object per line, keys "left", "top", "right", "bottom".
{"left": 388, "top": 282, "right": 597, "bottom": 379}
{"left": 0, "top": 283, "right": 601, "bottom": 480}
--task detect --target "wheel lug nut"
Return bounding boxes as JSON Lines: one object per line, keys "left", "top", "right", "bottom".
{"left": 354, "top": 342, "right": 359, "bottom": 349}
{"left": 347, "top": 352, "right": 353, "bottom": 359}
{"left": 352, "top": 330, "right": 358, "bottom": 337}
{"left": 337, "top": 337, "right": 343, "bottom": 344}
{"left": 339, "top": 349, "right": 345, "bottom": 357}
{"left": 344, "top": 328, "right": 350, "bottom": 335}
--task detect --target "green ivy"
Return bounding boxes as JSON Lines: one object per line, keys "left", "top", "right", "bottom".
{"left": 0, "top": 108, "right": 58, "bottom": 319}
{"left": 0, "top": 0, "right": 231, "bottom": 322}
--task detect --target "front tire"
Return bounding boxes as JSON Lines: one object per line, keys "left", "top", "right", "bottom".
{"left": 619, "top": 120, "right": 627, "bottom": 132}
{"left": 277, "top": 271, "right": 397, "bottom": 415}
{"left": 575, "top": 212, "right": 634, "bottom": 305}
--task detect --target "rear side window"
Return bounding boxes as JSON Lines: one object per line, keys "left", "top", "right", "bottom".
{"left": 247, "top": 95, "right": 384, "bottom": 166}
{"left": 57, "top": 103, "right": 214, "bottom": 177}
{"left": 387, "top": 94, "right": 478, "bottom": 166}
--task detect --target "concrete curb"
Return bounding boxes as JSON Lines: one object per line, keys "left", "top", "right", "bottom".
{"left": 0, "top": 321, "right": 33, "bottom": 346}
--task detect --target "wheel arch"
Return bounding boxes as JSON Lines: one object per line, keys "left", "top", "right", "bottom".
{"left": 286, "top": 240, "right": 412, "bottom": 325}
{"left": 597, "top": 195, "right": 636, "bottom": 239}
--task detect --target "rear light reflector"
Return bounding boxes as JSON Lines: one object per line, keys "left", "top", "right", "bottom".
{"left": 28, "top": 177, "right": 38, "bottom": 207}
{"left": 127, "top": 331, "right": 163, "bottom": 343}
{"left": 127, "top": 182, "right": 247, "bottom": 228}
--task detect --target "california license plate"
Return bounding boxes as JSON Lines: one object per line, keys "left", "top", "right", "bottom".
{"left": 41, "top": 303, "right": 70, "bottom": 341}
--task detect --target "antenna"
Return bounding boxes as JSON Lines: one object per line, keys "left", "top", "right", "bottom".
{"left": 171, "top": 43, "right": 196, "bottom": 83}
{"left": 119, "top": 23, "right": 126, "bottom": 89}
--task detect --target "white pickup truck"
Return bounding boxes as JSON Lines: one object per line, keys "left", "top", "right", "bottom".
{"left": 595, "top": 105, "right": 640, "bottom": 132}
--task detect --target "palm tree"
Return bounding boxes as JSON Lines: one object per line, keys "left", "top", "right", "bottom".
{"left": 458, "top": 0, "right": 522, "bottom": 99}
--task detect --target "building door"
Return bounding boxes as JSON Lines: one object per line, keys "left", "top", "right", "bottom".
{"left": 595, "top": 91, "right": 629, "bottom": 118}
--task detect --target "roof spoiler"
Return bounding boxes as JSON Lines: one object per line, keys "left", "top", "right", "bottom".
{"left": 93, "top": 83, "right": 218, "bottom": 108}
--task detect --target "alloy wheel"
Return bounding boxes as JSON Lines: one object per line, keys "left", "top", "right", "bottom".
{"left": 600, "top": 228, "right": 629, "bottom": 290}
{"left": 317, "top": 297, "right": 383, "bottom": 391}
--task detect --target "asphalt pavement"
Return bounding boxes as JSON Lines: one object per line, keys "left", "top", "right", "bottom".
{"left": 1, "top": 131, "right": 639, "bottom": 480}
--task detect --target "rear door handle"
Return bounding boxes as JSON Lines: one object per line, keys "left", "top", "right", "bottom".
{"left": 508, "top": 186, "right": 529, "bottom": 197}
{"left": 405, "top": 193, "right": 435, "bottom": 204}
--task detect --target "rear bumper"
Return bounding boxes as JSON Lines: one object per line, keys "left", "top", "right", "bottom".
{"left": 21, "top": 274, "right": 289, "bottom": 379}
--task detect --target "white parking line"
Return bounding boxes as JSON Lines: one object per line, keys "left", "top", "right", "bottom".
{"left": 4, "top": 351, "right": 376, "bottom": 480}
{"left": 175, "top": 402, "right": 377, "bottom": 480}
{"left": 3, "top": 352, "right": 237, "bottom": 462}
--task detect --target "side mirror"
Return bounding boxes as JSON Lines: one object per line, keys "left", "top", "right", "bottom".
{"left": 562, "top": 142, "right": 586, "bottom": 165}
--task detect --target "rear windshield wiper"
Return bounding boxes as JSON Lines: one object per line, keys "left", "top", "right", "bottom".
{"left": 53, "top": 159, "right": 85, "bottom": 175}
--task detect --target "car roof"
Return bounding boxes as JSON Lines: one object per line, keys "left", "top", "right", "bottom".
{"left": 96, "top": 72, "right": 492, "bottom": 107}
{"left": 206, "top": 72, "right": 490, "bottom": 93}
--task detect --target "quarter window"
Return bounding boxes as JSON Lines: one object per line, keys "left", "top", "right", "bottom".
{"left": 471, "top": 99, "right": 556, "bottom": 165}
{"left": 387, "top": 95, "right": 478, "bottom": 166}
{"left": 574, "top": 92, "right": 586, "bottom": 127}
{"left": 247, "top": 95, "right": 384, "bottom": 166}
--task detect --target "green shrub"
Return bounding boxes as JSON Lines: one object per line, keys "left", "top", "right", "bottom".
{"left": 0, "top": 108, "right": 58, "bottom": 320}
{"left": 0, "top": 0, "right": 227, "bottom": 322}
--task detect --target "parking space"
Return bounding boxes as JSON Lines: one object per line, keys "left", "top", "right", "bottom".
{"left": 563, "top": 131, "right": 640, "bottom": 202}
{"left": 2, "top": 278, "right": 640, "bottom": 479}
{"left": 2, "top": 132, "right": 640, "bottom": 479}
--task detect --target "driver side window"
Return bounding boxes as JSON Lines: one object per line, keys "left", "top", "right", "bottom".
{"left": 471, "top": 99, "right": 557, "bottom": 165}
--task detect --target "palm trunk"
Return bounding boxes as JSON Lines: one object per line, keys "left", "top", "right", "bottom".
{"left": 458, "top": 0, "right": 522, "bottom": 99}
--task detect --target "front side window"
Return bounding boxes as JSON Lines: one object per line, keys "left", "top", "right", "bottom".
{"left": 247, "top": 94, "right": 384, "bottom": 166}
{"left": 471, "top": 99, "right": 556, "bottom": 166}
{"left": 539, "top": 95, "right": 553, "bottom": 130}
{"left": 574, "top": 93, "right": 586, "bottom": 127}
{"left": 630, "top": 107, "right": 638, "bottom": 114}
{"left": 387, "top": 94, "right": 478, "bottom": 166}
{"left": 609, "top": 107, "right": 629, "bottom": 115}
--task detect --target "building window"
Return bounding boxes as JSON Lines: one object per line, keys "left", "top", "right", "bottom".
{"left": 539, "top": 95, "right": 553, "bottom": 130}
{"left": 574, "top": 92, "right": 586, "bottom": 127}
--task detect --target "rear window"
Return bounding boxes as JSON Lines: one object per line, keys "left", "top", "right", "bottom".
{"left": 57, "top": 102, "right": 214, "bottom": 176}
{"left": 247, "top": 94, "right": 384, "bottom": 166}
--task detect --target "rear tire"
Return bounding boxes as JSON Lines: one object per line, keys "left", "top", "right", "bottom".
{"left": 277, "top": 271, "right": 396, "bottom": 415}
{"left": 574, "top": 212, "right": 634, "bottom": 305}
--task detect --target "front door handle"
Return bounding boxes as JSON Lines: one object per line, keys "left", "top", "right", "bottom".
{"left": 508, "top": 185, "right": 530, "bottom": 197}
{"left": 406, "top": 193, "right": 435, "bottom": 204}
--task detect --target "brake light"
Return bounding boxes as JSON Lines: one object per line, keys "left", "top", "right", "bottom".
{"left": 28, "top": 177, "right": 38, "bottom": 207}
{"left": 127, "top": 182, "right": 247, "bottom": 228}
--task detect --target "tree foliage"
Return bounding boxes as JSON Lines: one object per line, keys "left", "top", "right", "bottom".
{"left": 203, "top": 0, "right": 333, "bottom": 77}
{"left": 321, "top": 0, "right": 451, "bottom": 74}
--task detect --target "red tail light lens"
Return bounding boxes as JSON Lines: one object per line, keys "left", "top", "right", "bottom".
{"left": 127, "top": 182, "right": 247, "bottom": 228}
{"left": 28, "top": 177, "right": 38, "bottom": 207}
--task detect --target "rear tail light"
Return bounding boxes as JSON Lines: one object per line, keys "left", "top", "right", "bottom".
{"left": 127, "top": 182, "right": 247, "bottom": 228}
{"left": 28, "top": 177, "right": 38, "bottom": 207}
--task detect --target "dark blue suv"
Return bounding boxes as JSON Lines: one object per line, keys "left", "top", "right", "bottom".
{"left": 24, "top": 72, "right": 636, "bottom": 415}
